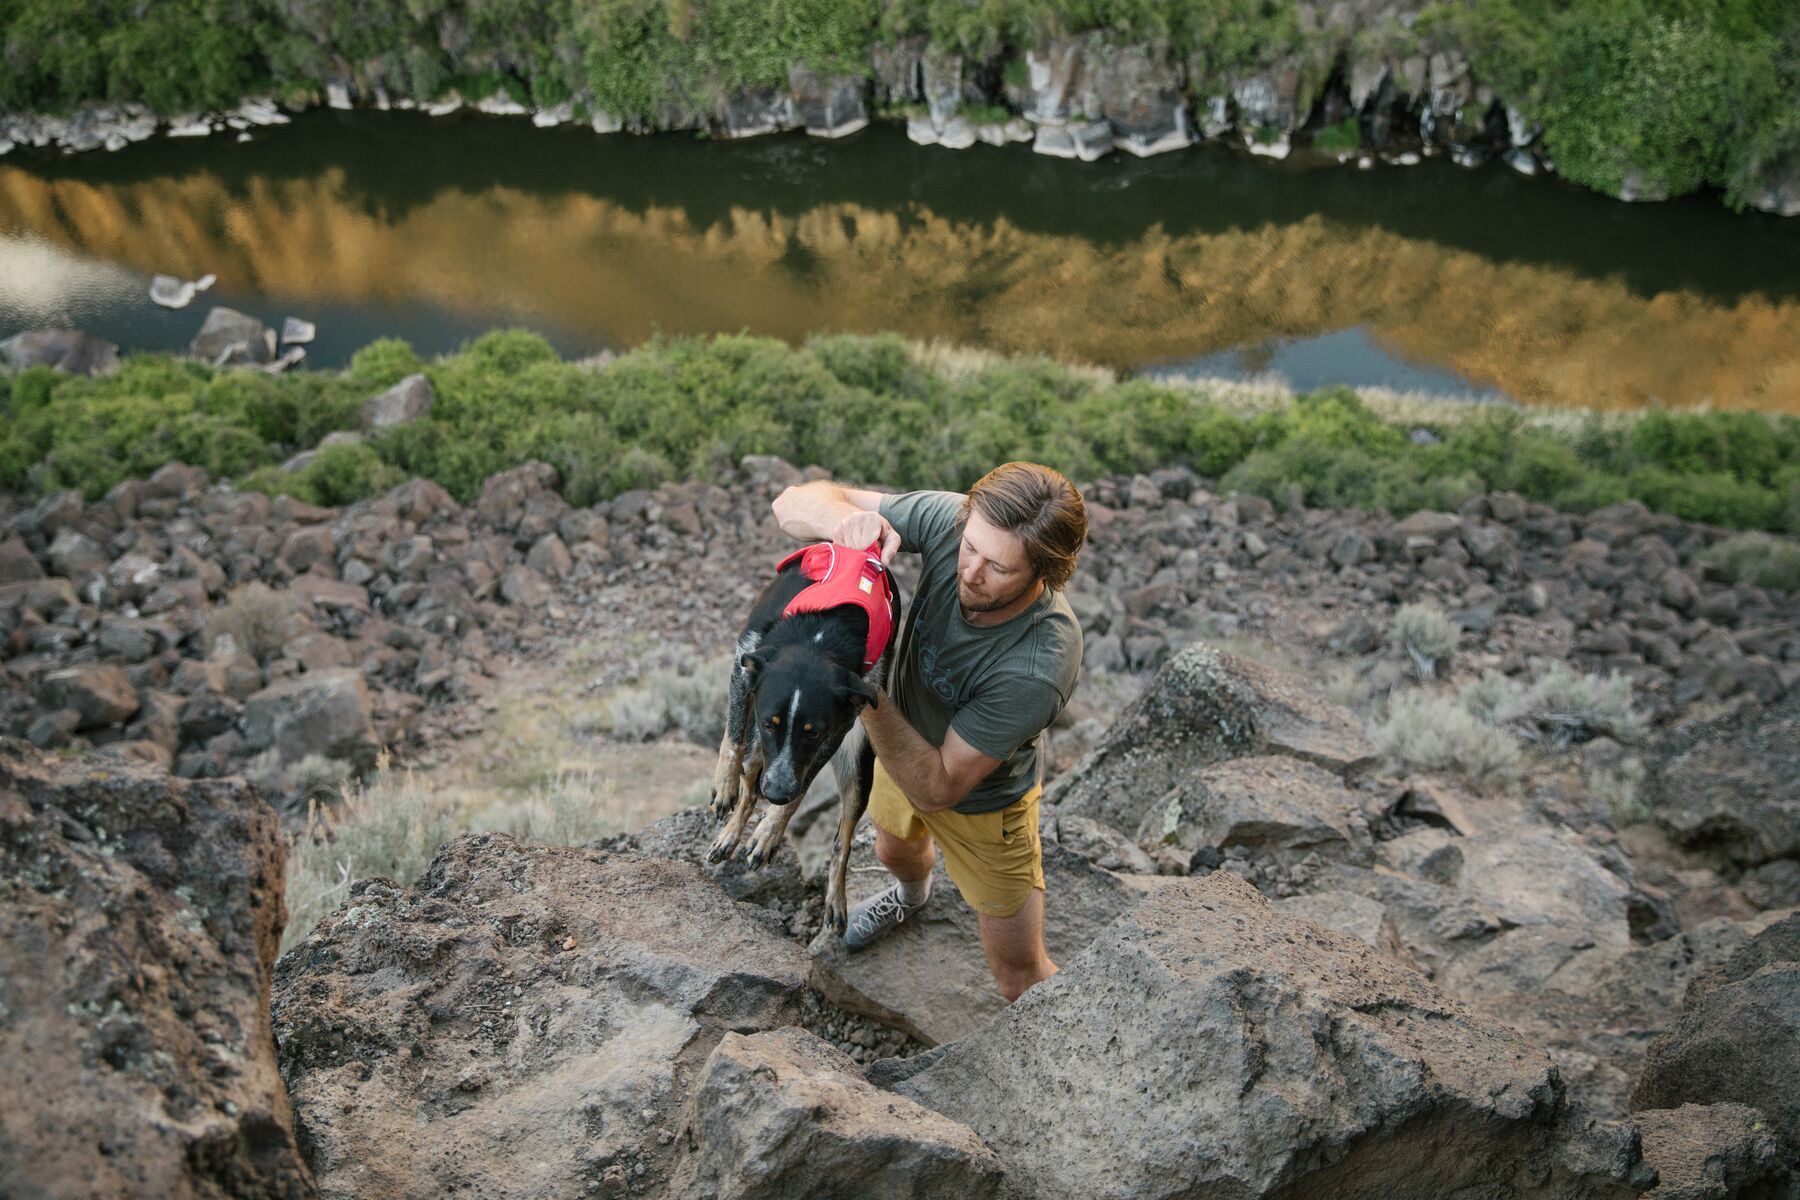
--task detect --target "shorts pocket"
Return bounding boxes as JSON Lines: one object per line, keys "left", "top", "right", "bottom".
{"left": 998, "top": 800, "right": 1031, "bottom": 846}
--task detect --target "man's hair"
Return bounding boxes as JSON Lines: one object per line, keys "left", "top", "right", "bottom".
{"left": 959, "top": 462, "right": 1087, "bottom": 591}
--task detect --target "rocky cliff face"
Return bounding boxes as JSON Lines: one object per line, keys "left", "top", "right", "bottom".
{"left": 3, "top": 10, "right": 1792, "bottom": 216}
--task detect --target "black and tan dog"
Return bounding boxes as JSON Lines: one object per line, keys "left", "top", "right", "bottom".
{"left": 707, "top": 542, "right": 901, "bottom": 932}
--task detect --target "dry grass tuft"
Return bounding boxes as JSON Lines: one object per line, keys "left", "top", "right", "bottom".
{"left": 281, "top": 757, "right": 631, "bottom": 955}
{"left": 205, "top": 581, "right": 310, "bottom": 661}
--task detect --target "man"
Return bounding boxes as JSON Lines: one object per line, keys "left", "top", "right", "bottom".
{"left": 770, "top": 462, "right": 1086, "bottom": 1002}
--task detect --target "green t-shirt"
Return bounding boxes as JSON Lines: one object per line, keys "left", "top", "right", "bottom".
{"left": 878, "top": 489, "right": 1083, "bottom": 815}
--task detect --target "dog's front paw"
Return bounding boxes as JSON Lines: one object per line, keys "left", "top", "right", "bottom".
{"left": 706, "top": 826, "right": 739, "bottom": 864}
{"left": 825, "top": 893, "right": 848, "bottom": 934}
{"left": 707, "top": 786, "right": 734, "bottom": 821}
{"left": 743, "top": 830, "right": 777, "bottom": 868}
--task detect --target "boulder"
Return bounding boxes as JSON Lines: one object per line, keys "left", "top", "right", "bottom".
{"left": 1631, "top": 956, "right": 1800, "bottom": 1145}
{"left": 671, "top": 1028, "right": 1007, "bottom": 1199}
{"left": 1632, "top": 1103, "right": 1795, "bottom": 1200}
{"left": 273, "top": 835, "right": 809, "bottom": 1200}
{"left": 890, "top": 872, "right": 1649, "bottom": 1200}
{"left": 476, "top": 461, "right": 560, "bottom": 532}
{"left": 1041, "top": 810, "right": 1156, "bottom": 875}
{"left": 359, "top": 373, "right": 434, "bottom": 428}
{"left": 240, "top": 669, "right": 378, "bottom": 769}
{"left": 41, "top": 664, "right": 140, "bottom": 729}
{"left": 715, "top": 87, "right": 795, "bottom": 138}
{"left": 788, "top": 65, "right": 867, "bottom": 138}
{"left": 1032, "top": 119, "right": 1113, "bottom": 161}
{"left": 45, "top": 529, "right": 107, "bottom": 579}
{"left": 809, "top": 838, "right": 1155, "bottom": 1047}
{"left": 1682, "top": 911, "right": 1800, "bottom": 1004}
{"left": 1049, "top": 642, "right": 1374, "bottom": 835}
{"left": 1091, "top": 43, "right": 1191, "bottom": 157}
{"left": 0, "top": 327, "right": 120, "bottom": 376}
{"left": 1648, "top": 692, "right": 1800, "bottom": 867}
{"left": 605, "top": 806, "right": 809, "bottom": 910}
{"left": 1135, "top": 754, "right": 1374, "bottom": 866}
{"left": 1274, "top": 890, "right": 1410, "bottom": 961}
{"left": 0, "top": 576, "right": 78, "bottom": 616}
{"left": 499, "top": 564, "right": 551, "bottom": 607}
{"left": 0, "top": 747, "right": 314, "bottom": 1199}
{"left": 1017, "top": 38, "right": 1090, "bottom": 124}
{"left": 0, "top": 535, "right": 43, "bottom": 582}
{"left": 191, "top": 307, "right": 275, "bottom": 366}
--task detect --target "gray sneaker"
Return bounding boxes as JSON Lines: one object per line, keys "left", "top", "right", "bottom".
{"left": 843, "top": 883, "right": 927, "bottom": 950}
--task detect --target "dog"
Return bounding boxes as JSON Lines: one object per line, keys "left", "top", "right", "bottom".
{"left": 707, "top": 540, "right": 901, "bottom": 933}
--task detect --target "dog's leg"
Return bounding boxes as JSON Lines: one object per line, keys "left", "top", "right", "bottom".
{"left": 708, "top": 744, "right": 763, "bottom": 863}
{"left": 744, "top": 798, "right": 799, "bottom": 868}
{"left": 708, "top": 728, "right": 746, "bottom": 823}
{"left": 825, "top": 734, "right": 876, "bottom": 934}
{"left": 709, "top": 637, "right": 759, "bottom": 821}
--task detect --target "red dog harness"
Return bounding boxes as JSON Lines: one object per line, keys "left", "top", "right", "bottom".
{"left": 776, "top": 542, "right": 896, "bottom": 672}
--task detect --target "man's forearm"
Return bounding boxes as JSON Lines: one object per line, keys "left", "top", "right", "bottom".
{"left": 861, "top": 695, "right": 958, "bottom": 813}
{"left": 771, "top": 480, "right": 860, "bottom": 542}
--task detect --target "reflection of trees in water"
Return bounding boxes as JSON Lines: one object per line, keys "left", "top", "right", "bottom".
{"left": 1233, "top": 341, "right": 1280, "bottom": 376}
{"left": 0, "top": 164, "right": 1795, "bottom": 412}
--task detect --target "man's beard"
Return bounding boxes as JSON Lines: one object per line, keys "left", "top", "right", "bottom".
{"left": 959, "top": 577, "right": 1036, "bottom": 613}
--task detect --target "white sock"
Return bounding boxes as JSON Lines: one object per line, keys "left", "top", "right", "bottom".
{"left": 898, "top": 875, "right": 932, "bottom": 907}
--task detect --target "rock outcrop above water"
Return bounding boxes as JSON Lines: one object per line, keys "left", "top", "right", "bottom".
{"left": 5, "top": 16, "right": 1791, "bottom": 215}
{"left": 0, "top": 744, "right": 314, "bottom": 1199}
{"left": 0, "top": 327, "right": 121, "bottom": 377}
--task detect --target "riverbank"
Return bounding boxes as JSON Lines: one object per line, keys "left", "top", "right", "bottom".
{"left": 3, "top": 329, "right": 1798, "bottom": 538}
{"left": 0, "top": 0, "right": 1794, "bottom": 215}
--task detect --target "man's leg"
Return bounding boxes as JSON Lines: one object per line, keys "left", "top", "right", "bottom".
{"left": 875, "top": 823, "right": 935, "bottom": 883}
{"left": 977, "top": 888, "right": 1057, "bottom": 1002}
{"left": 844, "top": 765, "right": 938, "bottom": 949}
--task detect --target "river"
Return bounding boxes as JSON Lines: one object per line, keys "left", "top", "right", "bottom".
{"left": 2, "top": 110, "right": 1797, "bottom": 411}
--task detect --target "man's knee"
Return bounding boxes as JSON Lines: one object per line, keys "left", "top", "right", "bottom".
{"left": 875, "top": 823, "right": 932, "bottom": 873}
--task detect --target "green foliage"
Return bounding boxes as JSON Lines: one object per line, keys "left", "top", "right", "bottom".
{"left": 346, "top": 337, "right": 425, "bottom": 389}
{"left": 1, "top": 0, "right": 1789, "bottom": 209}
{"left": 2, "top": 335, "right": 1795, "bottom": 535}
{"left": 242, "top": 441, "right": 403, "bottom": 506}
{"left": 1311, "top": 115, "right": 1361, "bottom": 154}
{"left": 1698, "top": 532, "right": 1800, "bottom": 591}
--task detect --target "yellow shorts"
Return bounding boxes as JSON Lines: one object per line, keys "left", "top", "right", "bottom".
{"left": 868, "top": 757, "right": 1045, "bottom": 919}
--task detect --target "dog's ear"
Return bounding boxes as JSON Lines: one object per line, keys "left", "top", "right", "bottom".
{"left": 740, "top": 648, "right": 771, "bottom": 675}
{"left": 838, "top": 668, "right": 880, "bottom": 709}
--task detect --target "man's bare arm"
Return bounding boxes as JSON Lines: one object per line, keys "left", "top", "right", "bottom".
{"left": 860, "top": 694, "right": 1001, "bottom": 813}
{"left": 771, "top": 480, "right": 901, "bottom": 563}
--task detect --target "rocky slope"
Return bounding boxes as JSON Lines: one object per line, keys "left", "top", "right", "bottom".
{"left": 3, "top": 448, "right": 1799, "bottom": 1196}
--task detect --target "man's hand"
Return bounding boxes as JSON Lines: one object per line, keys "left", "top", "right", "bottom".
{"left": 835, "top": 510, "right": 900, "bottom": 566}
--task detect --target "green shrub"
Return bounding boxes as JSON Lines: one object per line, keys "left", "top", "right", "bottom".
{"left": 1373, "top": 691, "right": 1524, "bottom": 785}
{"left": 204, "top": 581, "right": 310, "bottom": 660}
{"left": 1390, "top": 602, "right": 1460, "bottom": 679}
{"left": 1312, "top": 115, "right": 1361, "bottom": 153}
{"left": 244, "top": 441, "right": 404, "bottom": 506}
{"left": 346, "top": 337, "right": 424, "bottom": 389}
{"left": 1459, "top": 664, "right": 1646, "bottom": 749}
{"left": 2, "top": 332, "right": 1794, "bottom": 541}
{"left": 1698, "top": 532, "right": 1800, "bottom": 591}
